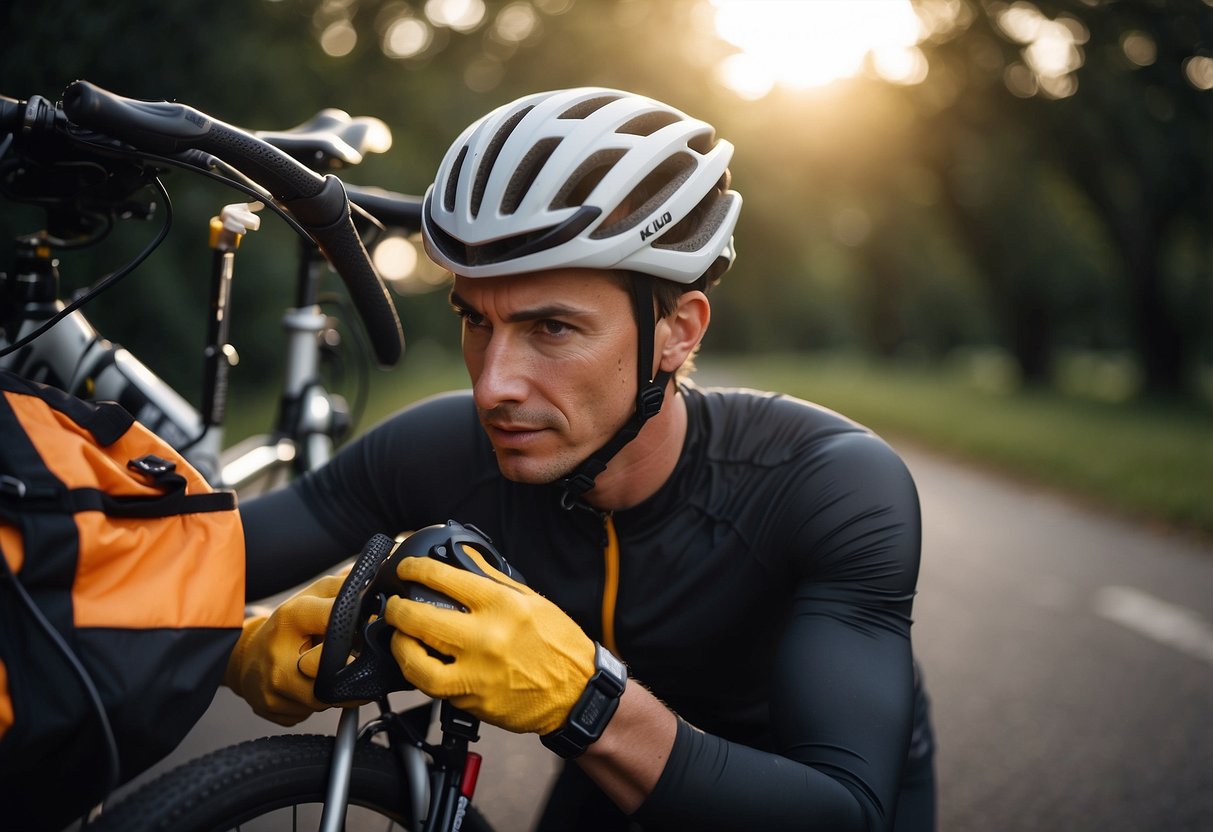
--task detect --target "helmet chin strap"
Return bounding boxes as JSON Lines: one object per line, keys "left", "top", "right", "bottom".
{"left": 559, "top": 275, "right": 670, "bottom": 509}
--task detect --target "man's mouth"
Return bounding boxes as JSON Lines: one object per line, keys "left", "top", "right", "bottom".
{"left": 482, "top": 420, "right": 549, "bottom": 449}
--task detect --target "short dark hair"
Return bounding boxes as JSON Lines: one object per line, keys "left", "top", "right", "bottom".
{"left": 616, "top": 266, "right": 722, "bottom": 381}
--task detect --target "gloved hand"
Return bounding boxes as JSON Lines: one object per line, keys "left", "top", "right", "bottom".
{"left": 384, "top": 547, "right": 596, "bottom": 736}
{"left": 223, "top": 572, "right": 345, "bottom": 726}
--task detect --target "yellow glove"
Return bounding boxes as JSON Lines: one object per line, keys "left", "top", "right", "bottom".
{"left": 383, "top": 548, "right": 596, "bottom": 736}
{"left": 223, "top": 573, "right": 344, "bottom": 726}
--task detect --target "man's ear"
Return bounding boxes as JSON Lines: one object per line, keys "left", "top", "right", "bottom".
{"left": 657, "top": 291, "right": 710, "bottom": 374}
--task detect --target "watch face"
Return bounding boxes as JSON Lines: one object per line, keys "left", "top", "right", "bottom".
{"left": 597, "top": 644, "right": 627, "bottom": 685}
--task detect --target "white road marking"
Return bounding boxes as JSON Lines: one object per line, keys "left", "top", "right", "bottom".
{"left": 1093, "top": 585, "right": 1213, "bottom": 666}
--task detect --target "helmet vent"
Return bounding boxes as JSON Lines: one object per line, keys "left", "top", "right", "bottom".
{"left": 558, "top": 95, "right": 620, "bottom": 120}
{"left": 687, "top": 129, "right": 717, "bottom": 154}
{"left": 422, "top": 87, "right": 740, "bottom": 284}
{"left": 591, "top": 153, "right": 695, "bottom": 239}
{"left": 501, "top": 137, "right": 562, "bottom": 215}
{"left": 443, "top": 145, "right": 468, "bottom": 212}
{"left": 428, "top": 206, "right": 601, "bottom": 268}
{"left": 651, "top": 190, "right": 736, "bottom": 252}
{"left": 615, "top": 111, "right": 680, "bottom": 136}
{"left": 549, "top": 148, "right": 627, "bottom": 210}
{"left": 471, "top": 105, "right": 534, "bottom": 218}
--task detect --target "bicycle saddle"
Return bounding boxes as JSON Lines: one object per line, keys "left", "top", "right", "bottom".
{"left": 256, "top": 109, "right": 392, "bottom": 170}
{"left": 314, "top": 521, "right": 522, "bottom": 704}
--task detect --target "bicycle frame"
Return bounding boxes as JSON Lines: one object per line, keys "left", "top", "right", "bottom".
{"left": 1, "top": 84, "right": 423, "bottom": 494}
{"left": 1, "top": 83, "right": 454, "bottom": 828}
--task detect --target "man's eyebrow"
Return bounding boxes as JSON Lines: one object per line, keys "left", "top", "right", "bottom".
{"left": 448, "top": 291, "right": 588, "bottom": 323}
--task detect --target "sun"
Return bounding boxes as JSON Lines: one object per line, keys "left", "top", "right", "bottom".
{"left": 711, "top": 0, "right": 927, "bottom": 99}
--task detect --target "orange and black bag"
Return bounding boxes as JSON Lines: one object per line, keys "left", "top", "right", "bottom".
{"left": 0, "top": 370, "right": 245, "bottom": 830}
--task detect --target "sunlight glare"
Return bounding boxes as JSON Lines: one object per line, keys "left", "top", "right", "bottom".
{"left": 494, "top": 2, "right": 540, "bottom": 43}
{"left": 373, "top": 235, "right": 419, "bottom": 283}
{"left": 384, "top": 15, "right": 433, "bottom": 58}
{"left": 375, "top": 235, "right": 451, "bottom": 294}
{"left": 873, "top": 46, "right": 929, "bottom": 85}
{"left": 424, "top": 0, "right": 487, "bottom": 32}
{"left": 1121, "top": 32, "right": 1157, "bottom": 68}
{"left": 1185, "top": 55, "right": 1213, "bottom": 91}
{"left": 718, "top": 53, "right": 776, "bottom": 100}
{"left": 993, "top": 3, "right": 1084, "bottom": 98}
{"left": 711, "top": 0, "right": 923, "bottom": 96}
{"left": 319, "top": 20, "right": 357, "bottom": 57}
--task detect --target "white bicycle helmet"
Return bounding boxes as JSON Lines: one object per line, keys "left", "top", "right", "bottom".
{"left": 421, "top": 87, "right": 741, "bottom": 284}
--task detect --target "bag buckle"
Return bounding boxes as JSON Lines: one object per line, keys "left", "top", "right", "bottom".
{"left": 127, "top": 455, "right": 185, "bottom": 490}
{"left": 0, "top": 474, "right": 28, "bottom": 499}
{"left": 128, "top": 455, "right": 177, "bottom": 476}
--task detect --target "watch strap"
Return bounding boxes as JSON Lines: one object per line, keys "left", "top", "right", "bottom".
{"left": 541, "top": 643, "right": 627, "bottom": 759}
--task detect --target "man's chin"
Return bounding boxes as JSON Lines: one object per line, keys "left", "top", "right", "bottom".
{"left": 493, "top": 453, "right": 577, "bottom": 486}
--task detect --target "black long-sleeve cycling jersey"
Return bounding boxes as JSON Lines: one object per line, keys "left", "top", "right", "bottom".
{"left": 242, "top": 383, "right": 935, "bottom": 831}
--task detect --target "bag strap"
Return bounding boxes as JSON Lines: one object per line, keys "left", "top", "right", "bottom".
{"left": 0, "top": 454, "right": 236, "bottom": 519}
{"left": 61, "top": 486, "right": 236, "bottom": 518}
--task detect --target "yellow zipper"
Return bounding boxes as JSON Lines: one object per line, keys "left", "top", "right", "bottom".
{"left": 601, "top": 513, "right": 620, "bottom": 657}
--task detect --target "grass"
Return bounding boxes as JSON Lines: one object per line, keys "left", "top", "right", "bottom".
{"left": 224, "top": 348, "right": 1213, "bottom": 539}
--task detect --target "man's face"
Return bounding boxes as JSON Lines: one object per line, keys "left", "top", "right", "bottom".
{"left": 451, "top": 269, "right": 637, "bottom": 485}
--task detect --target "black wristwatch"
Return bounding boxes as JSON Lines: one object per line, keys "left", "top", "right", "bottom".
{"left": 541, "top": 643, "right": 628, "bottom": 759}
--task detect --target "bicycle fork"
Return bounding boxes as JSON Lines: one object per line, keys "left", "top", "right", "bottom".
{"left": 317, "top": 706, "right": 362, "bottom": 832}
{"left": 317, "top": 701, "right": 484, "bottom": 832}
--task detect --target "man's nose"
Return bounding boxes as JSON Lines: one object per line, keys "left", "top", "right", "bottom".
{"left": 472, "top": 334, "right": 529, "bottom": 410}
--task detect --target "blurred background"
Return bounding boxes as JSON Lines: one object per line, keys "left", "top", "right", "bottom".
{"left": 4, "top": 0, "right": 1209, "bottom": 530}
{"left": 3, "top": 2, "right": 1208, "bottom": 370}
{"left": 3, "top": 3, "right": 1212, "bottom": 830}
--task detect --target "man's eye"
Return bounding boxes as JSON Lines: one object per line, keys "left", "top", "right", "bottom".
{"left": 539, "top": 319, "right": 571, "bottom": 336}
{"left": 460, "top": 310, "right": 487, "bottom": 328}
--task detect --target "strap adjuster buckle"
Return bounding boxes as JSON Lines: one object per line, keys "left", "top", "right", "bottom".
{"left": 637, "top": 384, "right": 665, "bottom": 420}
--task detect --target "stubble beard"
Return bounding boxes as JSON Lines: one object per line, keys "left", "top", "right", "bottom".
{"left": 479, "top": 404, "right": 579, "bottom": 485}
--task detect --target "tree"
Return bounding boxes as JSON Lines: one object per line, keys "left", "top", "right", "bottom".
{"left": 912, "top": 0, "right": 1213, "bottom": 396}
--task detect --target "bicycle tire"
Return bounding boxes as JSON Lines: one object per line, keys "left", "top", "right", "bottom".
{"left": 88, "top": 734, "right": 495, "bottom": 832}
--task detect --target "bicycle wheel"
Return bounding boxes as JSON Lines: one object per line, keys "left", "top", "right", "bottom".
{"left": 88, "top": 734, "right": 495, "bottom": 832}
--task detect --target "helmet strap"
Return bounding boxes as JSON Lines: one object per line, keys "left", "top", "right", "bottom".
{"left": 558, "top": 275, "right": 671, "bottom": 509}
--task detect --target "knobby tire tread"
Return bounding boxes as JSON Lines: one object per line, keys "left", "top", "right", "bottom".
{"left": 87, "top": 733, "right": 494, "bottom": 832}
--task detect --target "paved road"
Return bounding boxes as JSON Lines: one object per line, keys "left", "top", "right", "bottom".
{"left": 112, "top": 444, "right": 1213, "bottom": 831}
{"left": 903, "top": 444, "right": 1213, "bottom": 831}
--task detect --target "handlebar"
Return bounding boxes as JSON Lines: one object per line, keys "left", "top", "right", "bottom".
{"left": 347, "top": 184, "right": 423, "bottom": 234}
{"left": 54, "top": 81, "right": 404, "bottom": 367}
{"left": 0, "top": 95, "right": 55, "bottom": 135}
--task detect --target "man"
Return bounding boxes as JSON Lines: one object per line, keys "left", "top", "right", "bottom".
{"left": 227, "top": 87, "right": 936, "bottom": 831}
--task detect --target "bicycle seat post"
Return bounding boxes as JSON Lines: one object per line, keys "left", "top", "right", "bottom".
{"left": 201, "top": 206, "right": 259, "bottom": 431}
